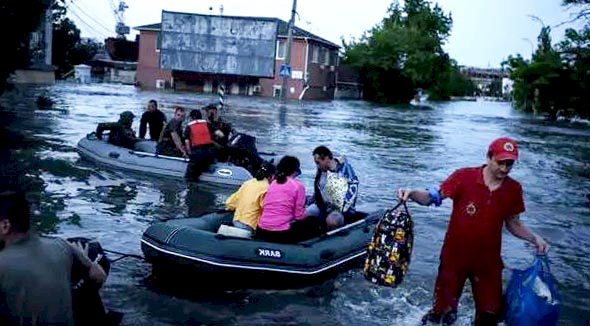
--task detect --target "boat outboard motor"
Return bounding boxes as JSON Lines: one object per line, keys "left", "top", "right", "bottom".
{"left": 67, "top": 237, "right": 122, "bottom": 326}
{"left": 227, "top": 133, "right": 264, "bottom": 175}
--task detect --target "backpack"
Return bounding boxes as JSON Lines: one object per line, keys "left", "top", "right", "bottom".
{"left": 363, "top": 201, "right": 414, "bottom": 287}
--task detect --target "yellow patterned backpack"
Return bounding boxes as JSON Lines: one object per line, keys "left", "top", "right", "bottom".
{"left": 363, "top": 201, "right": 414, "bottom": 287}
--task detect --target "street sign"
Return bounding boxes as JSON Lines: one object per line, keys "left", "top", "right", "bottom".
{"left": 279, "top": 64, "right": 292, "bottom": 78}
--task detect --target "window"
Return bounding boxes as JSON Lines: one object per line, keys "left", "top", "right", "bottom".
{"left": 273, "top": 85, "right": 282, "bottom": 97}
{"left": 312, "top": 45, "right": 319, "bottom": 63}
{"left": 318, "top": 47, "right": 327, "bottom": 65}
{"left": 276, "top": 40, "right": 286, "bottom": 59}
{"left": 324, "top": 49, "right": 331, "bottom": 65}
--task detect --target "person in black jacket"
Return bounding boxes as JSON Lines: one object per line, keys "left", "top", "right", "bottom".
{"left": 139, "top": 100, "right": 167, "bottom": 140}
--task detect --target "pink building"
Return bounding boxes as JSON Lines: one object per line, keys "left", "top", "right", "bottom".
{"left": 135, "top": 18, "right": 339, "bottom": 100}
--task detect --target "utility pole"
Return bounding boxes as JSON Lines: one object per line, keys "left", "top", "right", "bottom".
{"left": 280, "top": 0, "right": 297, "bottom": 103}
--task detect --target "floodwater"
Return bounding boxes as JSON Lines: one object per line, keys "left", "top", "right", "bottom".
{"left": 1, "top": 83, "right": 589, "bottom": 325}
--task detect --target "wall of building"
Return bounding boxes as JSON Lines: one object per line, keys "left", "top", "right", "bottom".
{"left": 259, "top": 38, "right": 305, "bottom": 99}
{"left": 12, "top": 70, "right": 55, "bottom": 85}
{"left": 136, "top": 30, "right": 339, "bottom": 100}
{"left": 136, "top": 31, "right": 172, "bottom": 89}
{"left": 302, "top": 41, "right": 337, "bottom": 101}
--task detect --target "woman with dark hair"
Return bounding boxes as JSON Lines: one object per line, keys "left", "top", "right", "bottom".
{"left": 225, "top": 162, "right": 276, "bottom": 236}
{"left": 256, "top": 156, "right": 309, "bottom": 243}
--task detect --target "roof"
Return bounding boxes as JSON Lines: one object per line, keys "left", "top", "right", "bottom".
{"left": 276, "top": 19, "right": 339, "bottom": 48}
{"left": 135, "top": 23, "right": 161, "bottom": 31}
{"left": 134, "top": 16, "right": 340, "bottom": 49}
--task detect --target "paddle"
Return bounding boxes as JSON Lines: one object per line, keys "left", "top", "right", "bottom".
{"left": 127, "top": 150, "right": 189, "bottom": 162}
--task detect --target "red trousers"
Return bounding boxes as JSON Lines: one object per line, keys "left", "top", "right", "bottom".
{"left": 432, "top": 256, "right": 503, "bottom": 317}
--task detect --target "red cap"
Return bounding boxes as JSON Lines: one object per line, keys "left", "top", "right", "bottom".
{"left": 488, "top": 137, "right": 519, "bottom": 161}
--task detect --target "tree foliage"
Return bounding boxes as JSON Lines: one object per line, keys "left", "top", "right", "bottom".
{"left": 51, "top": 1, "right": 101, "bottom": 78}
{"left": 342, "top": 0, "right": 470, "bottom": 103}
{"left": 0, "top": 0, "right": 53, "bottom": 92}
{"left": 504, "top": 3, "right": 590, "bottom": 120}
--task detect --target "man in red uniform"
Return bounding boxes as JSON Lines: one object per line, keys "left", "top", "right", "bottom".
{"left": 398, "top": 137, "right": 549, "bottom": 325}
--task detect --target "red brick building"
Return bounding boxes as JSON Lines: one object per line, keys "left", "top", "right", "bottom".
{"left": 135, "top": 19, "right": 339, "bottom": 100}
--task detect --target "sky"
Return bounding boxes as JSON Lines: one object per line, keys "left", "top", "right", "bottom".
{"left": 66, "top": 0, "right": 583, "bottom": 67}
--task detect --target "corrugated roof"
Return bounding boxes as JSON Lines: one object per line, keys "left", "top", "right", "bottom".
{"left": 134, "top": 17, "right": 340, "bottom": 49}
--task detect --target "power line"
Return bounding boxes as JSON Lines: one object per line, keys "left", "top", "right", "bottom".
{"left": 67, "top": 8, "right": 110, "bottom": 39}
{"left": 68, "top": 0, "right": 115, "bottom": 35}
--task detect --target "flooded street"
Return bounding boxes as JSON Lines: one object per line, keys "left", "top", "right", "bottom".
{"left": 1, "top": 83, "right": 589, "bottom": 325}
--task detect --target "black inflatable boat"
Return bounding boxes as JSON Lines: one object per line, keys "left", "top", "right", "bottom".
{"left": 140, "top": 210, "right": 384, "bottom": 288}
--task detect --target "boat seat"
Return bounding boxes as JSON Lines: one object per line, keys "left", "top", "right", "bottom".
{"left": 217, "top": 224, "right": 252, "bottom": 239}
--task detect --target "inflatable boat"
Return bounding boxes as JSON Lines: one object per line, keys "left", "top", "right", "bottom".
{"left": 140, "top": 210, "right": 384, "bottom": 288}
{"left": 77, "top": 133, "right": 254, "bottom": 186}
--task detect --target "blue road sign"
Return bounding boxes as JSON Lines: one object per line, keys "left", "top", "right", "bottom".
{"left": 279, "top": 64, "right": 292, "bottom": 78}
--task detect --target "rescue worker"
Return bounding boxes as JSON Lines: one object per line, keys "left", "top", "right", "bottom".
{"left": 157, "top": 106, "right": 187, "bottom": 158}
{"left": 183, "top": 109, "right": 215, "bottom": 180}
{"left": 398, "top": 137, "right": 549, "bottom": 325}
{"left": 139, "top": 99, "right": 166, "bottom": 141}
{"left": 95, "top": 111, "right": 137, "bottom": 149}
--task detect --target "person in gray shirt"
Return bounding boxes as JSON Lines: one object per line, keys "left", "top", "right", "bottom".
{"left": 0, "top": 191, "right": 107, "bottom": 326}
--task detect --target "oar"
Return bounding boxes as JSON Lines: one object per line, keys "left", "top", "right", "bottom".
{"left": 128, "top": 150, "right": 189, "bottom": 162}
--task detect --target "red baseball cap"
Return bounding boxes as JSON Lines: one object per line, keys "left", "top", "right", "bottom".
{"left": 488, "top": 137, "right": 519, "bottom": 161}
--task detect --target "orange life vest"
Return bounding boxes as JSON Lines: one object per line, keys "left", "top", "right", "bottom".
{"left": 188, "top": 120, "right": 213, "bottom": 147}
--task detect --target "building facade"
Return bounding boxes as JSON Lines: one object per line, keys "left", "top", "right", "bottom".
{"left": 135, "top": 18, "right": 339, "bottom": 100}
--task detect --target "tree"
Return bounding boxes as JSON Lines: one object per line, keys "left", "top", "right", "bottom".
{"left": 342, "top": 0, "right": 456, "bottom": 104}
{"left": 0, "top": 0, "right": 53, "bottom": 92}
{"left": 51, "top": 1, "right": 101, "bottom": 78}
{"left": 504, "top": 1, "right": 590, "bottom": 120}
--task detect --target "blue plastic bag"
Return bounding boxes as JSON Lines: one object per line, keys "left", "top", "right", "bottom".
{"left": 504, "top": 255, "right": 562, "bottom": 326}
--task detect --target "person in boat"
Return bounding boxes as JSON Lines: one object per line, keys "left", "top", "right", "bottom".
{"left": 157, "top": 106, "right": 188, "bottom": 158}
{"left": 183, "top": 109, "right": 216, "bottom": 180}
{"left": 202, "top": 104, "right": 233, "bottom": 162}
{"left": 202, "top": 103, "right": 264, "bottom": 174}
{"left": 306, "top": 145, "right": 359, "bottom": 230}
{"left": 95, "top": 111, "right": 138, "bottom": 150}
{"left": 0, "top": 191, "right": 107, "bottom": 326}
{"left": 398, "top": 137, "right": 549, "bottom": 325}
{"left": 203, "top": 104, "right": 232, "bottom": 148}
{"left": 256, "top": 156, "right": 321, "bottom": 243}
{"left": 139, "top": 99, "right": 167, "bottom": 141}
{"left": 225, "top": 162, "right": 276, "bottom": 236}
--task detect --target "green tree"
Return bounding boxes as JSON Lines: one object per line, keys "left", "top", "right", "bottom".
{"left": 342, "top": 0, "right": 456, "bottom": 104}
{"left": 0, "top": 0, "right": 53, "bottom": 92}
{"left": 51, "top": 1, "right": 101, "bottom": 78}
{"left": 504, "top": 0, "right": 590, "bottom": 120}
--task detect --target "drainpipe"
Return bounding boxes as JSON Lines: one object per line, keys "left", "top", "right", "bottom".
{"left": 300, "top": 37, "right": 309, "bottom": 101}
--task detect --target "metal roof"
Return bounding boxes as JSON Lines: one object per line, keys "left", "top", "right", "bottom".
{"left": 135, "top": 16, "right": 340, "bottom": 49}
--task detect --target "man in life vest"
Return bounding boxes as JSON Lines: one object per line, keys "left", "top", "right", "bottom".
{"left": 183, "top": 109, "right": 216, "bottom": 180}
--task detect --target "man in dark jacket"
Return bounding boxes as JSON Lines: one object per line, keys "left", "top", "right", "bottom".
{"left": 96, "top": 111, "right": 137, "bottom": 149}
{"left": 139, "top": 100, "right": 167, "bottom": 141}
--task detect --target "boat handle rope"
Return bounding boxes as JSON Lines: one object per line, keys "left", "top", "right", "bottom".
{"left": 102, "top": 248, "right": 145, "bottom": 263}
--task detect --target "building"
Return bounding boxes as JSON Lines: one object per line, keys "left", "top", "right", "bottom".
{"left": 88, "top": 47, "right": 137, "bottom": 85}
{"left": 12, "top": 8, "right": 55, "bottom": 84}
{"left": 460, "top": 66, "right": 508, "bottom": 94}
{"left": 335, "top": 65, "right": 362, "bottom": 99}
{"left": 135, "top": 16, "right": 340, "bottom": 100}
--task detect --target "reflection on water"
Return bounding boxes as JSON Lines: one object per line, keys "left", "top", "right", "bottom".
{"left": 1, "top": 83, "right": 589, "bottom": 325}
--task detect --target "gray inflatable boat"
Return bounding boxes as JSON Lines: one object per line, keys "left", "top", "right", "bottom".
{"left": 140, "top": 210, "right": 384, "bottom": 288}
{"left": 77, "top": 134, "right": 252, "bottom": 186}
